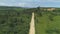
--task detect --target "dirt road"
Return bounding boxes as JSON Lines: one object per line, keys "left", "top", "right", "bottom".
{"left": 29, "top": 12, "right": 35, "bottom": 34}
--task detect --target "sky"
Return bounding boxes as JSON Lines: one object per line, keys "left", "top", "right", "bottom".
{"left": 0, "top": 0, "right": 60, "bottom": 8}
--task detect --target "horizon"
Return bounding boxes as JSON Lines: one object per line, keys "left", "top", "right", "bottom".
{"left": 0, "top": 6, "right": 60, "bottom": 8}
{"left": 0, "top": 0, "right": 60, "bottom": 8}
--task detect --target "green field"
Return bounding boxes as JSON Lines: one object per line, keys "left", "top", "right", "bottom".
{"left": 35, "top": 10, "right": 60, "bottom": 34}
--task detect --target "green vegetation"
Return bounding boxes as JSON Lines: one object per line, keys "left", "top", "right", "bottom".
{"left": 0, "top": 6, "right": 32, "bottom": 34}
{"left": 35, "top": 8, "right": 60, "bottom": 34}
{"left": 0, "top": 6, "right": 60, "bottom": 34}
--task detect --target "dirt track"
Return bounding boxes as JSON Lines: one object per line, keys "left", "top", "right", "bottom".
{"left": 29, "top": 12, "right": 35, "bottom": 34}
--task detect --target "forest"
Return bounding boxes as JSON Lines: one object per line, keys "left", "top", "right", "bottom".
{"left": 0, "top": 6, "right": 32, "bottom": 34}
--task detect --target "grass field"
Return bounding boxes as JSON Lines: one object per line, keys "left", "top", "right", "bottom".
{"left": 35, "top": 11, "right": 60, "bottom": 34}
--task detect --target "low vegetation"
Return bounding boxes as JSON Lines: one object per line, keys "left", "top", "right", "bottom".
{"left": 35, "top": 8, "right": 60, "bottom": 34}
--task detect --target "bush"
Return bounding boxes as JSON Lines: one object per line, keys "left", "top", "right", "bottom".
{"left": 49, "top": 15, "right": 54, "bottom": 21}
